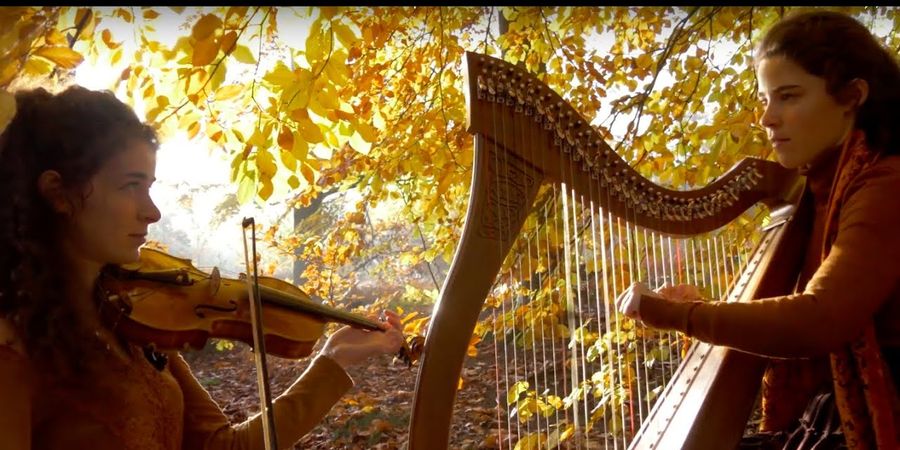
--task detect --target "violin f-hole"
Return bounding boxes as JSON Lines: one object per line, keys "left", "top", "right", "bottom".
{"left": 194, "top": 300, "right": 238, "bottom": 318}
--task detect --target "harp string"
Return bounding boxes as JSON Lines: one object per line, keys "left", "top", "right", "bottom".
{"left": 489, "top": 95, "right": 513, "bottom": 448}
{"left": 477, "top": 111, "right": 763, "bottom": 450}
{"left": 541, "top": 132, "right": 563, "bottom": 449}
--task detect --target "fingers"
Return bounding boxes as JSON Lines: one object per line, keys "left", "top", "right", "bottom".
{"left": 615, "top": 282, "right": 642, "bottom": 321}
{"left": 384, "top": 310, "right": 402, "bottom": 330}
{"left": 656, "top": 283, "right": 702, "bottom": 302}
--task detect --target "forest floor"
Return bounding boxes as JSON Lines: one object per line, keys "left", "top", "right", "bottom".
{"left": 184, "top": 335, "right": 766, "bottom": 450}
{"left": 183, "top": 338, "right": 502, "bottom": 450}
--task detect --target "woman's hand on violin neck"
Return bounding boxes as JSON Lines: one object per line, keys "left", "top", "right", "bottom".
{"left": 319, "top": 310, "right": 405, "bottom": 370}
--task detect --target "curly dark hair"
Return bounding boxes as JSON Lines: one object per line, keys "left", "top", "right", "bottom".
{"left": 0, "top": 85, "right": 158, "bottom": 374}
{"left": 755, "top": 9, "right": 900, "bottom": 154}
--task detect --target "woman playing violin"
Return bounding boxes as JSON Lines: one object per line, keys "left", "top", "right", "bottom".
{"left": 0, "top": 85, "right": 405, "bottom": 449}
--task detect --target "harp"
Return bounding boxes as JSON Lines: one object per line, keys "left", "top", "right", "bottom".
{"left": 407, "top": 52, "right": 808, "bottom": 449}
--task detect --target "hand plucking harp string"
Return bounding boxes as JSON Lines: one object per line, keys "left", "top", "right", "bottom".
{"left": 615, "top": 281, "right": 704, "bottom": 323}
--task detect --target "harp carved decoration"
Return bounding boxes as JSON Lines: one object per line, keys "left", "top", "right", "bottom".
{"left": 407, "top": 51, "right": 805, "bottom": 450}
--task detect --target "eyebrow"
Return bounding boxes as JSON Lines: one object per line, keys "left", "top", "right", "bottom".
{"left": 124, "top": 172, "right": 157, "bottom": 183}
{"left": 759, "top": 85, "right": 802, "bottom": 97}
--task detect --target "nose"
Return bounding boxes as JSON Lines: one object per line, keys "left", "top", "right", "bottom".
{"left": 140, "top": 195, "right": 161, "bottom": 224}
{"left": 760, "top": 102, "right": 779, "bottom": 131}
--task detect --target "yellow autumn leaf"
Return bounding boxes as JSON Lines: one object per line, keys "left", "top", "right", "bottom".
{"left": 314, "top": 87, "right": 339, "bottom": 111}
{"left": 22, "top": 57, "right": 51, "bottom": 77}
{"left": 0, "top": 60, "right": 19, "bottom": 88}
{"left": 258, "top": 176, "right": 274, "bottom": 201}
{"left": 300, "top": 162, "right": 316, "bottom": 184}
{"left": 320, "top": 7, "right": 338, "bottom": 19}
{"left": 292, "top": 132, "right": 309, "bottom": 161}
{"left": 0, "top": 90, "right": 16, "bottom": 135}
{"left": 192, "top": 35, "right": 220, "bottom": 66}
{"left": 208, "top": 60, "right": 226, "bottom": 91}
{"left": 33, "top": 46, "right": 83, "bottom": 69}
{"left": 295, "top": 117, "right": 323, "bottom": 144}
{"left": 191, "top": 14, "right": 222, "bottom": 41}
{"left": 307, "top": 94, "right": 329, "bottom": 119}
{"left": 249, "top": 126, "right": 270, "bottom": 148}
{"left": 355, "top": 121, "right": 379, "bottom": 143}
{"left": 45, "top": 29, "right": 68, "bottom": 46}
{"left": 114, "top": 8, "right": 133, "bottom": 23}
{"left": 467, "top": 334, "right": 481, "bottom": 357}
{"left": 287, "top": 175, "right": 300, "bottom": 189}
{"left": 75, "top": 8, "right": 92, "bottom": 28}
{"left": 686, "top": 55, "right": 703, "bottom": 70}
{"left": 325, "top": 130, "right": 340, "bottom": 148}
{"left": 284, "top": 82, "right": 311, "bottom": 111}
{"left": 277, "top": 128, "right": 294, "bottom": 151}
{"left": 332, "top": 22, "right": 358, "bottom": 49}
{"left": 348, "top": 131, "right": 371, "bottom": 155}
{"left": 325, "top": 59, "right": 350, "bottom": 85}
{"left": 237, "top": 174, "right": 256, "bottom": 205}
{"left": 231, "top": 45, "right": 256, "bottom": 64}
{"left": 143, "top": 9, "right": 160, "bottom": 20}
{"left": 208, "top": 123, "right": 223, "bottom": 143}
{"left": 214, "top": 84, "right": 242, "bottom": 101}
{"left": 262, "top": 61, "right": 295, "bottom": 87}
{"left": 257, "top": 148, "right": 277, "bottom": 178}
{"left": 305, "top": 18, "right": 327, "bottom": 68}
{"left": 101, "top": 29, "right": 121, "bottom": 49}
{"left": 110, "top": 47, "right": 123, "bottom": 66}
{"left": 280, "top": 149, "right": 297, "bottom": 171}
{"left": 220, "top": 30, "right": 237, "bottom": 53}
{"left": 559, "top": 424, "right": 576, "bottom": 441}
{"left": 186, "top": 121, "right": 201, "bottom": 140}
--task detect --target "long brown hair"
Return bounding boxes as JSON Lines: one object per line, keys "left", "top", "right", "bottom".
{"left": 755, "top": 9, "right": 900, "bottom": 154}
{"left": 0, "top": 85, "right": 158, "bottom": 373}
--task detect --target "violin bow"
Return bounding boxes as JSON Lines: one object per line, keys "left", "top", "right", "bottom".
{"left": 241, "top": 217, "right": 278, "bottom": 450}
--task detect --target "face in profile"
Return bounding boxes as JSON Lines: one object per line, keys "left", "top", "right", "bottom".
{"left": 61, "top": 140, "right": 161, "bottom": 266}
{"left": 756, "top": 55, "right": 859, "bottom": 169}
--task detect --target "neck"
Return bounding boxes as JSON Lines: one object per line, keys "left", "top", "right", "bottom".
{"left": 800, "top": 143, "right": 843, "bottom": 178}
{"left": 61, "top": 247, "right": 104, "bottom": 321}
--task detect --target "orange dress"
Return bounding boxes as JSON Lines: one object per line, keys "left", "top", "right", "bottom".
{"left": 0, "top": 320, "right": 353, "bottom": 450}
{"left": 639, "top": 149, "right": 900, "bottom": 439}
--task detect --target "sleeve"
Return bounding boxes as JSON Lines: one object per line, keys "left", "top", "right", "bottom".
{"left": 171, "top": 352, "right": 354, "bottom": 450}
{"left": 0, "top": 319, "right": 32, "bottom": 450}
{"left": 639, "top": 162, "right": 900, "bottom": 358}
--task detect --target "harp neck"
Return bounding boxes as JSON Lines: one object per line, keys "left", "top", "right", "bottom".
{"left": 463, "top": 51, "right": 800, "bottom": 236}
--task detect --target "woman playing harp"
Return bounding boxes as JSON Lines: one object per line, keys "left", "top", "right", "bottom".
{"left": 617, "top": 10, "right": 900, "bottom": 450}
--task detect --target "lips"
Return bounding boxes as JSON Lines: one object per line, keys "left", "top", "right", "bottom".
{"left": 770, "top": 137, "right": 790, "bottom": 148}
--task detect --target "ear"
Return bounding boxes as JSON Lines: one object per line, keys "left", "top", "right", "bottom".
{"left": 845, "top": 78, "right": 869, "bottom": 111}
{"left": 37, "top": 170, "right": 72, "bottom": 216}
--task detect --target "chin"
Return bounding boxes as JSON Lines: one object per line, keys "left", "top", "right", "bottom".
{"left": 774, "top": 152, "right": 801, "bottom": 170}
{"left": 114, "top": 248, "right": 142, "bottom": 265}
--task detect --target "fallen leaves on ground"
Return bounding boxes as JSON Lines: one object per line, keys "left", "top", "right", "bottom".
{"left": 182, "top": 338, "right": 503, "bottom": 449}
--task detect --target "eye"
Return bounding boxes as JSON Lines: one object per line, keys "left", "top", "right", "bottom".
{"left": 778, "top": 92, "right": 797, "bottom": 101}
{"left": 121, "top": 182, "right": 141, "bottom": 191}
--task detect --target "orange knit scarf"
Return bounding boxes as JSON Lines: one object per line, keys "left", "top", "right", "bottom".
{"left": 821, "top": 130, "right": 897, "bottom": 449}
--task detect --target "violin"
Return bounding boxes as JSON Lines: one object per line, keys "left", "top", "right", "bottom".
{"left": 96, "top": 247, "right": 424, "bottom": 365}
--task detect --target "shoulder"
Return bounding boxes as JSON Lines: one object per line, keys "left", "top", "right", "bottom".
{"left": 837, "top": 154, "right": 900, "bottom": 237}
{"left": 844, "top": 154, "right": 900, "bottom": 203}
{"left": 854, "top": 154, "right": 900, "bottom": 186}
